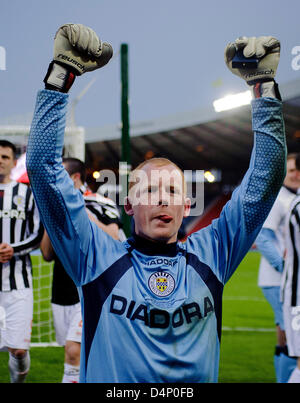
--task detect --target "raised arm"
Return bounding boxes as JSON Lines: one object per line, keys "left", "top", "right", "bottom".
{"left": 188, "top": 36, "right": 286, "bottom": 284}
{"left": 26, "top": 24, "right": 126, "bottom": 286}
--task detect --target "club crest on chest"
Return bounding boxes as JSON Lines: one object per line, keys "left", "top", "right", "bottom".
{"left": 148, "top": 271, "right": 175, "bottom": 297}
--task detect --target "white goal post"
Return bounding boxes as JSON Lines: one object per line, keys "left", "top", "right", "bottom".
{"left": 0, "top": 124, "right": 85, "bottom": 162}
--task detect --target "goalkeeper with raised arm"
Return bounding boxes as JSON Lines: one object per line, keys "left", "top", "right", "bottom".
{"left": 27, "top": 24, "right": 286, "bottom": 383}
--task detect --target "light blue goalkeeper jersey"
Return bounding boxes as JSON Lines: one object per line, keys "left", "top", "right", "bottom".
{"left": 27, "top": 89, "right": 286, "bottom": 383}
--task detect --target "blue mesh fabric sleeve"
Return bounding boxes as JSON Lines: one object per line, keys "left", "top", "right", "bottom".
{"left": 187, "top": 97, "right": 286, "bottom": 284}
{"left": 26, "top": 89, "right": 126, "bottom": 286}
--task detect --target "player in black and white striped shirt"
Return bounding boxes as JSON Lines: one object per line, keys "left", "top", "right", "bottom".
{"left": 0, "top": 140, "right": 43, "bottom": 383}
{"left": 282, "top": 153, "right": 300, "bottom": 383}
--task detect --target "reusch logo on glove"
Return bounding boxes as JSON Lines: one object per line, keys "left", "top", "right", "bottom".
{"left": 57, "top": 54, "right": 85, "bottom": 72}
{"left": 244, "top": 69, "right": 275, "bottom": 80}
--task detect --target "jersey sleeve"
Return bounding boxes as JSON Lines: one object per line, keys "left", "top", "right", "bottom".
{"left": 26, "top": 89, "right": 127, "bottom": 286}
{"left": 255, "top": 228, "right": 284, "bottom": 272}
{"left": 84, "top": 197, "right": 122, "bottom": 227}
{"left": 187, "top": 97, "right": 286, "bottom": 284}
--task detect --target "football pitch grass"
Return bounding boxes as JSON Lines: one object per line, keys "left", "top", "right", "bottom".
{"left": 0, "top": 251, "right": 277, "bottom": 383}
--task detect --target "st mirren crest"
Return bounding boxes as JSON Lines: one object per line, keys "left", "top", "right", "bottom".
{"left": 148, "top": 271, "right": 175, "bottom": 297}
{"left": 13, "top": 195, "right": 25, "bottom": 209}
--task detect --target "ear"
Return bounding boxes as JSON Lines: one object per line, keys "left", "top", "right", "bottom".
{"left": 70, "top": 172, "right": 81, "bottom": 188}
{"left": 183, "top": 197, "right": 191, "bottom": 218}
{"left": 124, "top": 196, "right": 134, "bottom": 216}
{"left": 72, "top": 172, "right": 81, "bottom": 181}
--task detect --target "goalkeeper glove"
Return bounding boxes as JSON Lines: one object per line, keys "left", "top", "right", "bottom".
{"left": 44, "top": 23, "right": 113, "bottom": 93}
{"left": 224, "top": 36, "right": 281, "bottom": 99}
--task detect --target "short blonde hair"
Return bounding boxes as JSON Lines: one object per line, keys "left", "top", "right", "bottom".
{"left": 128, "top": 157, "right": 187, "bottom": 196}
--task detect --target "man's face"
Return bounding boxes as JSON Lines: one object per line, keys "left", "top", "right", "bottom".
{"left": 284, "top": 158, "right": 300, "bottom": 191}
{"left": 126, "top": 163, "right": 191, "bottom": 243}
{"left": 0, "top": 146, "right": 16, "bottom": 183}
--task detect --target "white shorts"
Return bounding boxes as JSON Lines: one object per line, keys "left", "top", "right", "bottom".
{"left": 283, "top": 302, "right": 300, "bottom": 357}
{"left": 0, "top": 288, "right": 33, "bottom": 351}
{"left": 52, "top": 302, "right": 82, "bottom": 346}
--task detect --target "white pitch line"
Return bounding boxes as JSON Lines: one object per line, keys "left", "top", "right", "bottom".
{"left": 30, "top": 342, "right": 60, "bottom": 347}
{"left": 223, "top": 296, "right": 274, "bottom": 331}
{"left": 223, "top": 296, "right": 265, "bottom": 302}
{"left": 222, "top": 326, "right": 275, "bottom": 332}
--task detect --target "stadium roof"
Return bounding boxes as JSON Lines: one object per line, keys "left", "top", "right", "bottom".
{"left": 85, "top": 78, "right": 300, "bottom": 185}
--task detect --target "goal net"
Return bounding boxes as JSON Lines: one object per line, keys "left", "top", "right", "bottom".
{"left": 31, "top": 252, "right": 57, "bottom": 346}
{"left": 0, "top": 120, "right": 85, "bottom": 347}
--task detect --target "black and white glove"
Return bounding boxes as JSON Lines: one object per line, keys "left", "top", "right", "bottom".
{"left": 44, "top": 23, "right": 113, "bottom": 93}
{"left": 225, "top": 36, "right": 281, "bottom": 100}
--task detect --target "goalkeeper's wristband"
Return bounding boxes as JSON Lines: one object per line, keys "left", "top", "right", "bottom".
{"left": 44, "top": 61, "right": 76, "bottom": 93}
{"left": 250, "top": 80, "right": 282, "bottom": 101}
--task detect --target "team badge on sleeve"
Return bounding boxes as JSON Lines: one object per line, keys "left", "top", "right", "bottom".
{"left": 148, "top": 272, "right": 175, "bottom": 297}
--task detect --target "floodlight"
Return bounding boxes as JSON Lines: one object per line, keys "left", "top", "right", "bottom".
{"left": 213, "top": 90, "right": 252, "bottom": 112}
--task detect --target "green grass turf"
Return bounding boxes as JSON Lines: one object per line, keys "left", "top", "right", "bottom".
{"left": 0, "top": 348, "right": 64, "bottom": 383}
{"left": 0, "top": 251, "right": 277, "bottom": 383}
{"left": 219, "top": 251, "right": 276, "bottom": 383}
